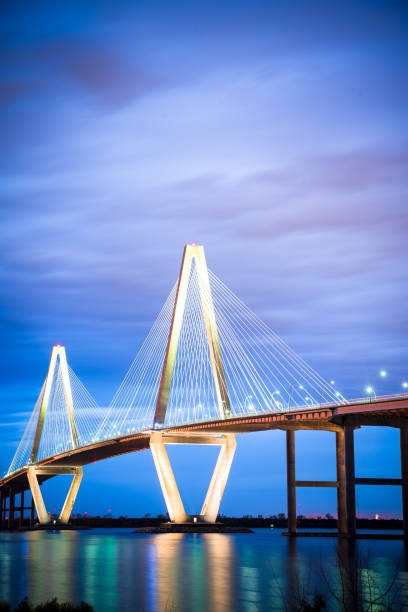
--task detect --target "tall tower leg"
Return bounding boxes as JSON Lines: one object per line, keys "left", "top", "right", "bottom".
{"left": 27, "top": 467, "right": 49, "bottom": 524}
{"left": 59, "top": 468, "right": 83, "bottom": 524}
{"left": 150, "top": 432, "right": 187, "bottom": 523}
{"left": 201, "top": 434, "right": 236, "bottom": 523}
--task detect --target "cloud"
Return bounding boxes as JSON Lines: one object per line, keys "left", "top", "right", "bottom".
{"left": 0, "top": 42, "right": 168, "bottom": 111}
{"left": 250, "top": 149, "right": 408, "bottom": 193}
{"left": 42, "top": 41, "right": 167, "bottom": 108}
{"left": 0, "top": 0, "right": 407, "bottom": 511}
{"left": 0, "top": 421, "right": 27, "bottom": 428}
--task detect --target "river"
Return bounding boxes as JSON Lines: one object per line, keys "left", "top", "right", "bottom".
{"left": 0, "top": 528, "right": 407, "bottom": 611}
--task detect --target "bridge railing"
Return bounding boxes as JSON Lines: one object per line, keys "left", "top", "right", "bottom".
{"left": 335, "top": 392, "right": 408, "bottom": 407}
{"left": 159, "top": 393, "right": 408, "bottom": 429}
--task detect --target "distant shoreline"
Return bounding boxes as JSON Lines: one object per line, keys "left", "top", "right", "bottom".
{"left": 66, "top": 516, "right": 404, "bottom": 530}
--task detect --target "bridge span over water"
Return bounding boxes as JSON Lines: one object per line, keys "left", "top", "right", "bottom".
{"left": 1, "top": 244, "right": 407, "bottom": 538}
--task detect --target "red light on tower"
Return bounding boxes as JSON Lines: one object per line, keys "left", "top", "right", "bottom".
{"left": 191, "top": 242, "right": 197, "bottom": 246}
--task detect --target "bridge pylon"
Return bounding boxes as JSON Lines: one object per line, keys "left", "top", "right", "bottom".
{"left": 27, "top": 345, "right": 82, "bottom": 525}
{"left": 151, "top": 244, "right": 236, "bottom": 523}
{"left": 153, "top": 243, "right": 231, "bottom": 427}
{"left": 30, "top": 345, "right": 79, "bottom": 463}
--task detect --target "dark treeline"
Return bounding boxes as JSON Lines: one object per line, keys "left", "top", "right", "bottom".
{"left": 0, "top": 598, "right": 92, "bottom": 612}
{"left": 67, "top": 514, "right": 403, "bottom": 530}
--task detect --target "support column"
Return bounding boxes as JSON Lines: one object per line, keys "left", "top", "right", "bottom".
{"left": 345, "top": 425, "right": 356, "bottom": 536}
{"left": 286, "top": 430, "right": 296, "bottom": 535}
{"left": 59, "top": 468, "right": 83, "bottom": 524}
{"left": 2, "top": 491, "right": 7, "bottom": 530}
{"left": 150, "top": 432, "right": 187, "bottom": 523}
{"left": 19, "top": 489, "right": 24, "bottom": 529}
{"left": 201, "top": 434, "right": 236, "bottom": 523}
{"left": 0, "top": 489, "right": 3, "bottom": 529}
{"left": 8, "top": 488, "right": 15, "bottom": 530}
{"left": 30, "top": 494, "right": 35, "bottom": 528}
{"left": 401, "top": 428, "right": 408, "bottom": 539}
{"left": 27, "top": 466, "right": 49, "bottom": 524}
{"left": 336, "top": 430, "right": 347, "bottom": 535}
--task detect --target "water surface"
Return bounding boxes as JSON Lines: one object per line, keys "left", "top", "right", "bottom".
{"left": 0, "top": 528, "right": 407, "bottom": 611}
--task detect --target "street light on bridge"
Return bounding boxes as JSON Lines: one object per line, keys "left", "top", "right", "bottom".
{"left": 365, "top": 386, "right": 376, "bottom": 399}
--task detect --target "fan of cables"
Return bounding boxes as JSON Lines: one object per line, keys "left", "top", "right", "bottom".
{"left": 8, "top": 359, "right": 101, "bottom": 474}
{"left": 103, "top": 260, "right": 346, "bottom": 433}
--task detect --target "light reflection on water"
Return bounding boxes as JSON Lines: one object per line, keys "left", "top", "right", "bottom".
{"left": 0, "top": 529, "right": 407, "bottom": 611}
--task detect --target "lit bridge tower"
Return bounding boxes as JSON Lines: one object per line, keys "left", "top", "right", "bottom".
{"left": 150, "top": 243, "right": 236, "bottom": 524}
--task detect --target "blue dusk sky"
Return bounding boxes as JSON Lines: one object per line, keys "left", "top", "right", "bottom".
{"left": 1, "top": 0, "right": 407, "bottom": 517}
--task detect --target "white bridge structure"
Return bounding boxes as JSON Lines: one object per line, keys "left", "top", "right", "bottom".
{"left": 1, "top": 244, "right": 407, "bottom": 538}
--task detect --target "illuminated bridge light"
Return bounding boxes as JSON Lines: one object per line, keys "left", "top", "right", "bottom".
{"left": 403, "top": 382, "right": 408, "bottom": 389}
{"left": 380, "top": 370, "right": 387, "bottom": 377}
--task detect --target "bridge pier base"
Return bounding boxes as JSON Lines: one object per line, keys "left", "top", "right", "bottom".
{"left": 150, "top": 432, "right": 236, "bottom": 523}
{"left": 27, "top": 465, "right": 83, "bottom": 525}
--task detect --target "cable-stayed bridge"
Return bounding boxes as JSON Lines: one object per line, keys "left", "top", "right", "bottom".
{"left": 1, "top": 244, "right": 407, "bottom": 537}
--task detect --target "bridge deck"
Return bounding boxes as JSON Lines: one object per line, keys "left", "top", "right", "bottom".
{"left": 1, "top": 396, "right": 407, "bottom": 493}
